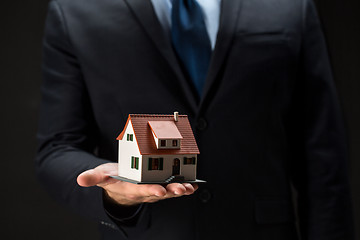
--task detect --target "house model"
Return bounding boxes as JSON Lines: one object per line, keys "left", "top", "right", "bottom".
{"left": 112, "top": 112, "right": 204, "bottom": 184}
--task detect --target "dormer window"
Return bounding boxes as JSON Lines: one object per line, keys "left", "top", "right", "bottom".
{"left": 148, "top": 121, "right": 183, "bottom": 149}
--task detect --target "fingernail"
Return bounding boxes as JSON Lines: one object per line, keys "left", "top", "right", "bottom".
{"left": 174, "top": 191, "right": 179, "bottom": 195}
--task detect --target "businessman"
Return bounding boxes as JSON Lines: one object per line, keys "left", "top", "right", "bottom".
{"left": 37, "top": 0, "right": 354, "bottom": 239}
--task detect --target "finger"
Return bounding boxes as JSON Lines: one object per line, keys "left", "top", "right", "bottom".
{"left": 138, "top": 184, "right": 167, "bottom": 197}
{"left": 182, "top": 183, "right": 195, "bottom": 195}
{"left": 77, "top": 169, "right": 118, "bottom": 187}
{"left": 77, "top": 169, "right": 104, "bottom": 187}
{"left": 77, "top": 163, "right": 119, "bottom": 187}
{"left": 166, "top": 183, "right": 186, "bottom": 195}
{"left": 142, "top": 195, "right": 166, "bottom": 203}
{"left": 94, "top": 163, "right": 118, "bottom": 176}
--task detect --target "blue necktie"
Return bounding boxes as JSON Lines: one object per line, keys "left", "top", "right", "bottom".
{"left": 171, "top": 0, "right": 212, "bottom": 97}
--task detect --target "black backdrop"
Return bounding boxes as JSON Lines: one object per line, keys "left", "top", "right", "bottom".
{"left": 1, "top": 0, "right": 359, "bottom": 239}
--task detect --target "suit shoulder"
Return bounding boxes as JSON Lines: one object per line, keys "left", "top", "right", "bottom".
{"left": 49, "top": 0, "right": 91, "bottom": 7}
{"left": 48, "top": 0, "right": 111, "bottom": 13}
{"left": 48, "top": 0, "right": 125, "bottom": 18}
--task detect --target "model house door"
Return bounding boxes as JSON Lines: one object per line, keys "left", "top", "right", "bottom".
{"left": 172, "top": 158, "right": 180, "bottom": 175}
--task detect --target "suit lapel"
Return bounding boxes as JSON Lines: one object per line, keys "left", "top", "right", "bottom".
{"left": 199, "top": 0, "right": 243, "bottom": 110}
{"left": 124, "top": 0, "right": 198, "bottom": 114}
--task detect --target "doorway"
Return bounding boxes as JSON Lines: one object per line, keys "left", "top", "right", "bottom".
{"left": 172, "top": 158, "right": 180, "bottom": 175}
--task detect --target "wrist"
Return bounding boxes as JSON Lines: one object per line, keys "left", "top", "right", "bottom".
{"left": 102, "top": 190, "right": 143, "bottom": 225}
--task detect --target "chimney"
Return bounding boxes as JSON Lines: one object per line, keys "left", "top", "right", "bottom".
{"left": 174, "top": 111, "right": 179, "bottom": 122}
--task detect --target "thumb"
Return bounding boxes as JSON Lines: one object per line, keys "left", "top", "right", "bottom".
{"left": 77, "top": 169, "right": 108, "bottom": 187}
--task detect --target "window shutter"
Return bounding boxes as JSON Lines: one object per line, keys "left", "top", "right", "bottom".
{"left": 148, "top": 158, "right": 152, "bottom": 170}
{"left": 159, "top": 158, "right": 164, "bottom": 170}
{"left": 135, "top": 157, "right": 139, "bottom": 170}
{"left": 131, "top": 156, "right": 134, "bottom": 168}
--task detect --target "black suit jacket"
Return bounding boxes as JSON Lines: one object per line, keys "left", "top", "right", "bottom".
{"left": 37, "top": 0, "right": 354, "bottom": 239}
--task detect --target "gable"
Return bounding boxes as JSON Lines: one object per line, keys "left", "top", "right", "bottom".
{"left": 116, "top": 117, "right": 132, "bottom": 140}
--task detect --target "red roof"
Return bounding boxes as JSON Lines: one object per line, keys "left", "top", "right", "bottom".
{"left": 117, "top": 114, "right": 200, "bottom": 155}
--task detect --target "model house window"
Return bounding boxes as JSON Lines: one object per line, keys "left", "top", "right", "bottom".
{"left": 183, "top": 157, "right": 196, "bottom": 165}
{"left": 172, "top": 140, "right": 178, "bottom": 147}
{"left": 148, "top": 158, "right": 163, "bottom": 170}
{"left": 160, "top": 140, "right": 166, "bottom": 147}
{"left": 127, "top": 134, "right": 133, "bottom": 141}
{"left": 131, "top": 156, "right": 139, "bottom": 170}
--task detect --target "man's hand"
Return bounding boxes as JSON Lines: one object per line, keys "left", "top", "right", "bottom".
{"left": 77, "top": 163, "right": 198, "bottom": 206}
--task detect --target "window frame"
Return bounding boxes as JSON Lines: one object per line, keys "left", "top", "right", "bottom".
{"left": 160, "top": 140, "right": 166, "bottom": 147}
{"left": 148, "top": 157, "right": 164, "bottom": 170}
{"left": 127, "top": 134, "right": 134, "bottom": 141}
{"left": 131, "top": 156, "right": 139, "bottom": 170}
{"left": 183, "top": 157, "right": 196, "bottom": 165}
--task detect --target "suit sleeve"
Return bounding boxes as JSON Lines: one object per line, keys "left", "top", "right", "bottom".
{"left": 288, "top": 0, "right": 354, "bottom": 239}
{"left": 36, "top": 1, "right": 141, "bottom": 235}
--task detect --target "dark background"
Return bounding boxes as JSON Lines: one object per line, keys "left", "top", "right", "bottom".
{"left": 1, "top": 0, "right": 359, "bottom": 239}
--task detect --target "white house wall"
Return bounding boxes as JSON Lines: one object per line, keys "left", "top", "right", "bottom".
{"left": 141, "top": 155, "right": 197, "bottom": 182}
{"left": 118, "top": 120, "right": 142, "bottom": 182}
